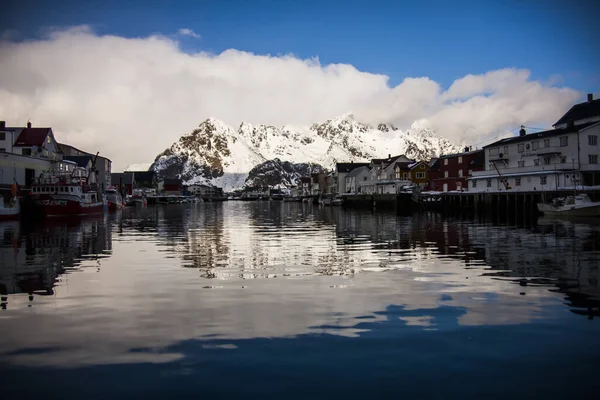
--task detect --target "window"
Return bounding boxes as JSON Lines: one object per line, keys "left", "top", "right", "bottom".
{"left": 560, "top": 156, "right": 566, "bottom": 163}
{"left": 518, "top": 143, "right": 524, "bottom": 153}
{"left": 472, "top": 180, "right": 477, "bottom": 188}
{"left": 540, "top": 176, "right": 547, "bottom": 185}
{"left": 518, "top": 161, "right": 525, "bottom": 167}
{"left": 0, "top": 132, "right": 5, "bottom": 140}
{"left": 420, "top": 164, "right": 425, "bottom": 169}
{"left": 560, "top": 136, "right": 568, "bottom": 146}
{"left": 486, "top": 179, "right": 491, "bottom": 187}
{"left": 532, "top": 141, "right": 539, "bottom": 150}
{"left": 544, "top": 139, "right": 550, "bottom": 148}
{"left": 458, "top": 169, "right": 463, "bottom": 178}
{"left": 403, "top": 173, "right": 408, "bottom": 180}
{"left": 543, "top": 156, "right": 551, "bottom": 165}
{"left": 363, "top": 176, "right": 367, "bottom": 181}
{"left": 395, "top": 172, "right": 401, "bottom": 179}
{"left": 0, "top": 148, "right": 5, "bottom": 152}
{"left": 468, "top": 169, "right": 473, "bottom": 175}
{"left": 590, "top": 155, "right": 598, "bottom": 164}
{"left": 47, "top": 135, "right": 51, "bottom": 144}
{"left": 534, "top": 159, "right": 540, "bottom": 166}
{"left": 515, "top": 177, "right": 521, "bottom": 186}
{"left": 503, "top": 146, "right": 508, "bottom": 155}
{"left": 22, "top": 148, "right": 32, "bottom": 156}
{"left": 590, "top": 135, "right": 598, "bottom": 146}
{"left": 444, "top": 171, "right": 449, "bottom": 178}
{"left": 489, "top": 148, "right": 498, "bottom": 156}
{"left": 416, "top": 172, "right": 425, "bottom": 179}
{"left": 458, "top": 156, "right": 463, "bottom": 163}
{"left": 444, "top": 159, "right": 448, "bottom": 165}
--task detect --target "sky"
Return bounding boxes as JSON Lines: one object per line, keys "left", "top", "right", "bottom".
{"left": 1, "top": 0, "right": 599, "bottom": 170}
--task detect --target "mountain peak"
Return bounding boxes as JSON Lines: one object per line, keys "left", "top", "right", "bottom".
{"left": 151, "top": 115, "right": 461, "bottom": 191}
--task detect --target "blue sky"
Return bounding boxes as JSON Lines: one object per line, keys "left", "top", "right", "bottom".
{"left": 3, "top": 0, "right": 599, "bottom": 92}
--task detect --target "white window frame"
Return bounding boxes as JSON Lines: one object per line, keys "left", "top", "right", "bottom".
{"left": 589, "top": 135, "right": 598, "bottom": 146}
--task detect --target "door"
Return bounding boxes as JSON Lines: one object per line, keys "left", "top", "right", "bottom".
{"left": 25, "top": 168, "right": 36, "bottom": 187}
{"left": 443, "top": 183, "right": 448, "bottom": 192}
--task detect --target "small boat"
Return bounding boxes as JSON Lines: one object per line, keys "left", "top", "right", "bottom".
{"left": 0, "top": 196, "right": 20, "bottom": 220}
{"left": 319, "top": 195, "right": 332, "bottom": 206}
{"left": 537, "top": 194, "right": 600, "bottom": 217}
{"left": 332, "top": 196, "right": 343, "bottom": 206}
{"left": 105, "top": 186, "right": 124, "bottom": 211}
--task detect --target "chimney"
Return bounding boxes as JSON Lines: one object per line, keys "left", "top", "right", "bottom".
{"left": 0, "top": 121, "right": 5, "bottom": 128}
{"left": 27, "top": 121, "right": 32, "bottom": 128}
{"left": 464, "top": 146, "right": 469, "bottom": 152}
{"left": 519, "top": 126, "right": 526, "bottom": 137}
{"left": 388, "top": 154, "right": 391, "bottom": 159}
{"left": 588, "top": 93, "right": 594, "bottom": 103}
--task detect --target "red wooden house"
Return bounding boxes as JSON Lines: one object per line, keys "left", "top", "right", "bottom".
{"left": 428, "top": 148, "right": 484, "bottom": 192}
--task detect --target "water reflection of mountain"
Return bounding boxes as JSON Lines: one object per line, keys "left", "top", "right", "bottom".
{"left": 119, "top": 202, "right": 599, "bottom": 317}
{"left": 0, "top": 217, "right": 112, "bottom": 308}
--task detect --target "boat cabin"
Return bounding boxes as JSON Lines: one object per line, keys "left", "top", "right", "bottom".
{"left": 32, "top": 185, "right": 83, "bottom": 195}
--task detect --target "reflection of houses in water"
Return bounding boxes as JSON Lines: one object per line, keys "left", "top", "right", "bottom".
{"left": 467, "top": 219, "right": 600, "bottom": 316}
{"left": 332, "top": 209, "right": 600, "bottom": 316}
{"left": 0, "top": 217, "right": 112, "bottom": 308}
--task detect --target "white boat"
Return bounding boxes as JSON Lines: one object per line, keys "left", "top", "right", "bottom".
{"left": 537, "top": 194, "right": 600, "bottom": 217}
{"left": 332, "top": 196, "right": 343, "bottom": 206}
{"left": 0, "top": 196, "right": 20, "bottom": 220}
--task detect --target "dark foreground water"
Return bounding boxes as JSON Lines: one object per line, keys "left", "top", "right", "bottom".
{"left": 1, "top": 202, "right": 599, "bottom": 398}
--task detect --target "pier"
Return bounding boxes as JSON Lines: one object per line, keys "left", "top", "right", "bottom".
{"left": 342, "top": 189, "right": 600, "bottom": 216}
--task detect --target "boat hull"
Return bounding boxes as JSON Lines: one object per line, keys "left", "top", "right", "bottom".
{"left": 37, "top": 198, "right": 104, "bottom": 217}
{"left": 537, "top": 203, "right": 600, "bottom": 217}
{"left": 0, "top": 211, "right": 20, "bottom": 220}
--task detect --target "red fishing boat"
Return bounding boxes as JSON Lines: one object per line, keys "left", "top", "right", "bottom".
{"left": 31, "top": 166, "right": 105, "bottom": 218}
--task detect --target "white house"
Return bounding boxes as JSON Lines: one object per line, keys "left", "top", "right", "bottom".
{"left": 469, "top": 94, "right": 600, "bottom": 192}
{"left": 0, "top": 122, "right": 66, "bottom": 191}
{"left": 362, "top": 155, "right": 413, "bottom": 194}
{"left": 332, "top": 162, "right": 370, "bottom": 194}
{"left": 344, "top": 166, "right": 370, "bottom": 194}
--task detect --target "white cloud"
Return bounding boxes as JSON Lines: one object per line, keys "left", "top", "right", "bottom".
{"left": 0, "top": 26, "right": 581, "bottom": 170}
{"left": 177, "top": 28, "right": 200, "bottom": 39}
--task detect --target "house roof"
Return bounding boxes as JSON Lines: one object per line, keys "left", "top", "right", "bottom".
{"left": 554, "top": 98, "right": 600, "bottom": 126}
{"left": 111, "top": 172, "right": 135, "bottom": 185}
{"left": 13, "top": 128, "right": 51, "bottom": 147}
{"left": 63, "top": 155, "right": 93, "bottom": 168}
{"left": 394, "top": 161, "right": 412, "bottom": 170}
{"left": 439, "top": 148, "right": 483, "bottom": 159}
{"left": 346, "top": 166, "right": 370, "bottom": 178}
{"left": 483, "top": 122, "right": 596, "bottom": 148}
{"left": 335, "top": 162, "right": 370, "bottom": 173}
{"left": 409, "top": 161, "right": 428, "bottom": 170}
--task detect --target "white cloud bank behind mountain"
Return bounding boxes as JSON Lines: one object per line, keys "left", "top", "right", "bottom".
{"left": 0, "top": 25, "right": 581, "bottom": 171}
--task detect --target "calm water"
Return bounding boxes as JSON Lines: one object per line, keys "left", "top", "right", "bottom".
{"left": 1, "top": 202, "right": 599, "bottom": 398}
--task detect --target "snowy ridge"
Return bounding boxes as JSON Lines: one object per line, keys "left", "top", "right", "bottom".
{"left": 151, "top": 114, "right": 461, "bottom": 191}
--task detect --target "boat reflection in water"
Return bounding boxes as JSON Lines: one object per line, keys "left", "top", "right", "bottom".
{"left": 0, "top": 216, "right": 112, "bottom": 310}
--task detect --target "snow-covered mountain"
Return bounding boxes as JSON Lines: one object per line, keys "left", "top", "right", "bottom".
{"left": 151, "top": 114, "right": 461, "bottom": 191}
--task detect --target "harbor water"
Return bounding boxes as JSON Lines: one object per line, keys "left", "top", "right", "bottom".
{"left": 1, "top": 202, "right": 599, "bottom": 398}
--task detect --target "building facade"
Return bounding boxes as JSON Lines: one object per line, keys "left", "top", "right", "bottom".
{"left": 429, "top": 148, "right": 485, "bottom": 192}
{"left": 469, "top": 95, "right": 600, "bottom": 192}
